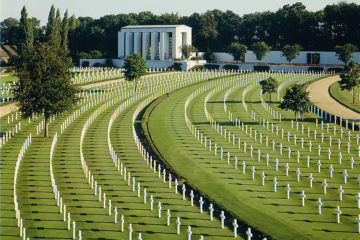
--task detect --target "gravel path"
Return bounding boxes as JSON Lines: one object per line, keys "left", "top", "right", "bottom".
{"left": 306, "top": 75, "right": 360, "bottom": 123}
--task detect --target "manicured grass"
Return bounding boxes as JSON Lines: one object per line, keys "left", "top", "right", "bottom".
{"left": 1, "top": 72, "right": 238, "bottom": 239}
{"left": 0, "top": 75, "right": 18, "bottom": 85}
{"left": 146, "top": 73, "right": 360, "bottom": 240}
{"left": 329, "top": 81, "right": 360, "bottom": 113}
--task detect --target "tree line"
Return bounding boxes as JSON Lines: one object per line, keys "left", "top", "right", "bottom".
{"left": 1, "top": 2, "right": 360, "bottom": 63}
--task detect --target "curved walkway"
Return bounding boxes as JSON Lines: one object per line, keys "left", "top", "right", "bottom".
{"left": 306, "top": 75, "right": 360, "bottom": 123}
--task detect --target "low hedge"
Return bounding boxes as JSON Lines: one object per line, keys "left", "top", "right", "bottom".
{"left": 223, "top": 64, "right": 239, "bottom": 71}
{"left": 253, "top": 65, "right": 270, "bottom": 72}
{"left": 190, "top": 56, "right": 203, "bottom": 60}
{"left": 204, "top": 64, "right": 219, "bottom": 70}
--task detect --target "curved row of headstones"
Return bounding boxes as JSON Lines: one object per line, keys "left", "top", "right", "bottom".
{"left": 13, "top": 77, "right": 137, "bottom": 239}
{"left": 221, "top": 77, "right": 360, "bottom": 230}
{"left": 181, "top": 71, "right": 360, "bottom": 236}
{"left": 72, "top": 71, "right": 230, "bottom": 238}
{"left": 183, "top": 74, "right": 263, "bottom": 239}
{"left": 107, "top": 72, "right": 239, "bottom": 238}
{"left": 224, "top": 76, "right": 359, "bottom": 197}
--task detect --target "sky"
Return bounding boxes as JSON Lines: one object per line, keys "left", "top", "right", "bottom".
{"left": 0, "top": 0, "right": 357, "bottom": 25}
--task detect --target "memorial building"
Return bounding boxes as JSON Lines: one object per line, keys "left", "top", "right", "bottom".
{"left": 118, "top": 25, "right": 192, "bottom": 61}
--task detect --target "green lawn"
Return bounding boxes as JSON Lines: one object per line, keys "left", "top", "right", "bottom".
{"left": 146, "top": 73, "right": 359, "bottom": 240}
{"left": 329, "top": 81, "right": 360, "bottom": 113}
{"left": 2, "top": 71, "right": 354, "bottom": 240}
{"left": 0, "top": 72, "right": 238, "bottom": 239}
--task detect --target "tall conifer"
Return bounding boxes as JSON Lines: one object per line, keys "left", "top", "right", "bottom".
{"left": 61, "top": 10, "right": 69, "bottom": 52}
{"left": 18, "top": 6, "right": 34, "bottom": 54}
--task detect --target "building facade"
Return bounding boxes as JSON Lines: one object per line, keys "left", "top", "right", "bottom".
{"left": 118, "top": 25, "right": 192, "bottom": 60}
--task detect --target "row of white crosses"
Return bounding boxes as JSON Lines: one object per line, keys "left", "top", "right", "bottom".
{"left": 72, "top": 68, "right": 124, "bottom": 85}
{"left": 0, "top": 81, "right": 15, "bottom": 103}
{"left": 187, "top": 72, "right": 360, "bottom": 231}
{"left": 14, "top": 134, "right": 32, "bottom": 240}
{"left": 14, "top": 69, "right": 184, "bottom": 239}
{"left": 39, "top": 76, "right": 151, "bottom": 239}
{"left": 127, "top": 73, "right": 262, "bottom": 238}
{"left": 13, "top": 80, "right": 121, "bottom": 238}
{"left": 106, "top": 72, "right": 237, "bottom": 237}
{"left": 104, "top": 72, "right": 245, "bottom": 237}
{"left": 47, "top": 94, "right": 117, "bottom": 240}
{"left": 2, "top": 111, "right": 45, "bottom": 149}
{"left": 233, "top": 80, "right": 360, "bottom": 226}
{"left": 183, "top": 75, "right": 272, "bottom": 238}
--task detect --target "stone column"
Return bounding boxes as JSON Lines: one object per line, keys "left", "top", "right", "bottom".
{"left": 118, "top": 31, "right": 124, "bottom": 58}
{"left": 151, "top": 32, "right": 157, "bottom": 60}
{"left": 134, "top": 32, "right": 140, "bottom": 54}
{"left": 160, "top": 32, "right": 165, "bottom": 60}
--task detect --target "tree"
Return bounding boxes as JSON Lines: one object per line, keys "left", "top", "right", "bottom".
{"left": 0, "top": 18, "right": 19, "bottom": 45}
{"left": 124, "top": 53, "right": 147, "bottom": 92}
{"left": 252, "top": 42, "right": 270, "bottom": 62}
{"left": 198, "top": 11, "right": 219, "bottom": 51}
{"left": 335, "top": 44, "right": 358, "bottom": 65}
{"left": 180, "top": 45, "right": 197, "bottom": 60}
{"left": 13, "top": 42, "right": 78, "bottom": 137}
{"left": 279, "top": 84, "right": 310, "bottom": 119}
{"left": 228, "top": 42, "right": 247, "bottom": 62}
{"left": 18, "top": 6, "right": 34, "bottom": 55}
{"left": 281, "top": 44, "right": 302, "bottom": 63}
{"left": 339, "top": 60, "right": 360, "bottom": 103}
{"left": 259, "top": 77, "right": 279, "bottom": 102}
{"left": 61, "top": 10, "right": 69, "bottom": 52}
{"left": 46, "top": 5, "right": 61, "bottom": 48}
{"left": 204, "top": 50, "right": 215, "bottom": 62}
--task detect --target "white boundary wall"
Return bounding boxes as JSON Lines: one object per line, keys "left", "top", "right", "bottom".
{"left": 80, "top": 58, "right": 206, "bottom": 71}
{"left": 199, "top": 51, "right": 360, "bottom": 65}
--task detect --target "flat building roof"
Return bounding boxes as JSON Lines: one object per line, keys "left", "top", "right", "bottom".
{"left": 121, "top": 25, "right": 190, "bottom": 29}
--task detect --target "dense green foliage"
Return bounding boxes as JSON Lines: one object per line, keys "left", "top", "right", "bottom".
{"left": 13, "top": 42, "right": 78, "bottom": 137}
{"left": 2, "top": 2, "right": 360, "bottom": 63}
{"left": 252, "top": 42, "right": 270, "bottom": 62}
{"left": 228, "top": 42, "right": 247, "bottom": 62}
{"left": 260, "top": 77, "right": 279, "bottom": 102}
{"left": 339, "top": 61, "right": 360, "bottom": 103}
{"left": 223, "top": 64, "right": 239, "bottom": 71}
{"left": 180, "top": 45, "right": 197, "bottom": 60}
{"left": 203, "top": 50, "right": 215, "bottom": 62}
{"left": 281, "top": 44, "right": 302, "bottom": 63}
{"left": 18, "top": 6, "right": 34, "bottom": 55}
{"left": 335, "top": 44, "right": 359, "bottom": 65}
{"left": 253, "top": 65, "right": 270, "bottom": 72}
{"left": 279, "top": 83, "right": 310, "bottom": 116}
{"left": 124, "top": 53, "right": 147, "bottom": 91}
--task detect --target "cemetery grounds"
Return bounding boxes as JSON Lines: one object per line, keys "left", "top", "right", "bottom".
{"left": 1, "top": 69, "right": 359, "bottom": 240}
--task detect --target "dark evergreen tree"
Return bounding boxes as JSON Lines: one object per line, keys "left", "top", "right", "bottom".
{"left": 46, "top": 5, "right": 61, "bottom": 48}
{"left": 61, "top": 10, "right": 69, "bottom": 52}
{"left": 18, "top": 6, "right": 34, "bottom": 55}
